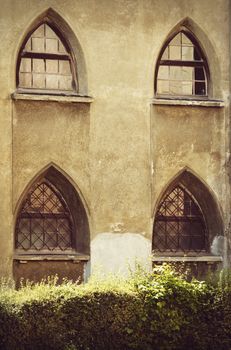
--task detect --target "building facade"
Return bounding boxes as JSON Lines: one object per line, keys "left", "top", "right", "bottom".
{"left": 0, "top": 0, "right": 230, "bottom": 283}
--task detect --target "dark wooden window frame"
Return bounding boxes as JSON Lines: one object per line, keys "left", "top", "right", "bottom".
{"left": 155, "top": 30, "right": 210, "bottom": 98}
{"left": 16, "top": 20, "right": 78, "bottom": 94}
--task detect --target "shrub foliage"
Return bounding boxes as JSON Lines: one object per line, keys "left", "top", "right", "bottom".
{"left": 0, "top": 265, "right": 231, "bottom": 350}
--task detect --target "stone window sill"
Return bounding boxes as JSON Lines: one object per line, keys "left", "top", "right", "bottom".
{"left": 12, "top": 91, "right": 93, "bottom": 104}
{"left": 152, "top": 255, "right": 223, "bottom": 263}
{"left": 13, "top": 253, "right": 90, "bottom": 262}
{"left": 151, "top": 97, "right": 224, "bottom": 108}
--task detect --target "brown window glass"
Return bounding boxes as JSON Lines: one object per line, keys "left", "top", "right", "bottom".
{"left": 156, "top": 32, "right": 208, "bottom": 97}
{"left": 17, "top": 23, "right": 76, "bottom": 92}
{"left": 15, "top": 180, "right": 73, "bottom": 252}
{"left": 153, "top": 186, "right": 207, "bottom": 253}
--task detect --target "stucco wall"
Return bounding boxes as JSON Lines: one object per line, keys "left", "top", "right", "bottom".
{"left": 151, "top": 105, "right": 226, "bottom": 216}
{"left": 0, "top": 0, "right": 229, "bottom": 278}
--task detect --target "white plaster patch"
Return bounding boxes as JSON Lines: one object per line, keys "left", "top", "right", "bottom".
{"left": 211, "top": 235, "right": 225, "bottom": 256}
{"left": 84, "top": 260, "right": 91, "bottom": 283}
{"left": 91, "top": 232, "right": 152, "bottom": 277}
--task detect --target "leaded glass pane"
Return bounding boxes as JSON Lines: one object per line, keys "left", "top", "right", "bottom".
{"left": 16, "top": 181, "right": 73, "bottom": 252}
{"left": 153, "top": 186, "right": 207, "bottom": 253}
{"left": 18, "top": 23, "right": 74, "bottom": 91}
{"left": 157, "top": 31, "right": 207, "bottom": 96}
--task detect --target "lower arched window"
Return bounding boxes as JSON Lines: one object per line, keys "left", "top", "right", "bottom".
{"left": 153, "top": 185, "right": 207, "bottom": 253}
{"left": 15, "top": 180, "right": 73, "bottom": 253}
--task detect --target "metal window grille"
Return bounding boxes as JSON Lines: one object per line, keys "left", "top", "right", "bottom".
{"left": 15, "top": 181, "right": 73, "bottom": 252}
{"left": 153, "top": 186, "right": 207, "bottom": 253}
{"left": 17, "top": 23, "right": 76, "bottom": 92}
{"left": 156, "top": 31, "right": 208, "bottom": 96}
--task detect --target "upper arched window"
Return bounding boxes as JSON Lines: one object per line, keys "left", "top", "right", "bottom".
{"left": 17, "top": 23, "right": 77, "bottom": 93}
{"left": 153, "top": 185, "right": 208, "bottom": 253}
{"left": 155, "top": 31, "right": 209, "bottom": 97}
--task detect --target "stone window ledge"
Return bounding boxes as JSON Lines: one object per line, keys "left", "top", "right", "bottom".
{"left": 151, "top": 98, "right": 224, "bottom": 108}
{"left": 13, "top": 253, "right": 90, "bottom": 262}
{"left": 11, "top": 91, "right": 93, "bottom": 104}
{"left": 152, "top": 256, "right": 222, "bottom": 263}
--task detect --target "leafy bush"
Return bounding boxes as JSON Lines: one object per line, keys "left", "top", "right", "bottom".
{"left": 0, "top": 266, "right": 231, "bottom": 350}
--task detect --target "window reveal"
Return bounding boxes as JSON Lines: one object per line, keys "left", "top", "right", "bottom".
{"left": 153, "top": 186, "right": 207, "bottom": 253}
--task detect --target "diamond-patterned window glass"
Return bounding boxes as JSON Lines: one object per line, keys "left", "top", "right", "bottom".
{"left": 156, "top": 31, "right": 208, "bottom": 96}
{"left": 18, "top": 23, "right": 75, "bottom": 92}
{"left": 153, "top": 186, "right": 207, "bottom": 253}
{"left": 15, "top": 181, "right": 73, "bottom": 252}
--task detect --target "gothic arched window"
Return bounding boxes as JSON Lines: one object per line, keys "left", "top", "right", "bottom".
{"left": 155, "top": 31, "right": 209, "bottom": 97}
{"left": 153, "top": 186, "right": 208, "bottom": 253}
{"left": 15, "top": 180, "right": 73, "bottom": 252}
{"left": 17, "top": 23, "right": 77, "bottom": 92}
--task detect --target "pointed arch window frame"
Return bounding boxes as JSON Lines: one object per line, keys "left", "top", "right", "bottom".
{"left": 152, "top": 184, "right": 209, "bottom": 255}
{"left": 16, "top": 19, "right": 79, "bottom": 95}
{"left": 154, "top": 28, "right": 210, "bottom": 99}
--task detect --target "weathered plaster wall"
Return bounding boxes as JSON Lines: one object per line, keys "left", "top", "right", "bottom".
{"left": 12, "top": 101, "right": 90, "bottom": 212}
{"left": 0, "top": 99, "right": 12, "bottom": 278}
{"left": 151, "top": 106, "right": 226, "bottom": 217}
{"left": 0, "top": 0, "right": 229, "bottom": 277}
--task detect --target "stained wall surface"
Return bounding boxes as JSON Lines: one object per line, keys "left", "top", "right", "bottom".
{"left": 0, "top": 0, "right": 230, "bottom": 279}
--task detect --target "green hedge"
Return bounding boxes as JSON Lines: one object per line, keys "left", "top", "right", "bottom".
{"left": 0, "top": 266, "right": 231, "bottom": 350}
